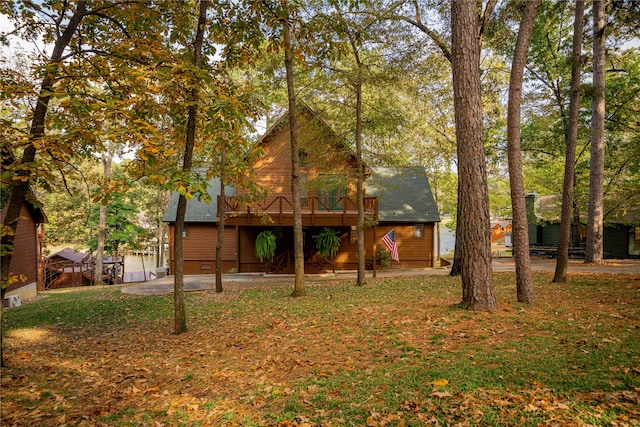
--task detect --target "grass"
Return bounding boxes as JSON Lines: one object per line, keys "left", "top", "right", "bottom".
{"left": 1, "top": 272, "right": 639, "bottom": 426}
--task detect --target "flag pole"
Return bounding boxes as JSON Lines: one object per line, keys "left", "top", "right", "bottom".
{"left": 373, "top": 223, "right": 377, "bottom": 278}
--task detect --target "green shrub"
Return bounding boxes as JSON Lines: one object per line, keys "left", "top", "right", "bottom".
{"left": 316, "top": 227, "right": 341, "bottom": 259}
{"left": 255, "top": 230, "right": 276, "bottom": 262}
{"left": 367, "top": 248, "right": 391, "bottom": 269}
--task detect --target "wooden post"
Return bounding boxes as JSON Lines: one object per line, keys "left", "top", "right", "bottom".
{"left": 373, "top": 224, "right": 377, "bottom": 278}
{"left": 235, "top": 225, "right": 240, "bottom": 273}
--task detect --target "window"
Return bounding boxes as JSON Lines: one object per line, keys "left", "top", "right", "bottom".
{"left": 631, "top": 227, "right": 640, "bottom": 256}
{"left": 299, "top": 148, "right": 309, "bottom": 167}
{"left": 317, "top": 174, "right": 347, "bottom": 211}
{"left": 182, "top": 224, "right": 189, "bottom": 238}
{"left": 415, "top": 224, "right": 424, "bottom": 238}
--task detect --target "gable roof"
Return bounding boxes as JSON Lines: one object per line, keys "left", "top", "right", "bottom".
{"left": 259, "top": 102, "right": 333, "bottom": 145}
{"left": 366, "top": 166, "right": 440, "bottom": 223}
{"left": 258, "top": 102, "right": 364, "bottom": 170}
{"left": 46, "top": 247, "right": 89, "bottom": 263}
{"left": 162, "top": 177, "right": 235, "bottom": 223}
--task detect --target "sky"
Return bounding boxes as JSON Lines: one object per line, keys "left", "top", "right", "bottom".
{"left": 0, "top": 12, "right": 51, "bottom": 58}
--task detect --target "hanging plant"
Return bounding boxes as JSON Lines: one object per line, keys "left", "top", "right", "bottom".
{"left": 255, "top": 230, "right": 276, "bottom": 262}
{"left": 316, "top": 227, "right": 341, "bottom": 259}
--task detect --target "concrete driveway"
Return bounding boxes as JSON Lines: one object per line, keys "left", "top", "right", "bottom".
{"left": 121, "top": 257, "right": 640, "bottom": 296}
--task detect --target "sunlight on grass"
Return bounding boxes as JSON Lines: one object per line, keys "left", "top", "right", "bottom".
{"left": 8, "top": 327, "right": 52, "bottom": 343}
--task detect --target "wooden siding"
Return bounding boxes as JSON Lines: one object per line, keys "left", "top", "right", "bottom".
{"left": 167, "top": 224, "right": 238, "bottom": 275}
{"left": 1, "top": 205, "right": 39, "bottom": 292}
{"left": 238, "top": 114, "right": 357, "bottom": 200}
{"left": 225, "top": 113, "right": 376, "bottom": 227}
{"left": 366, "top": 224, "right": 435, "bottom": 269}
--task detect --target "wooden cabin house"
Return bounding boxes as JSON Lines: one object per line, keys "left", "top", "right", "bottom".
{"left": 163, "top": 106, "right": 441, "bottom": 274}
{"left": 43, "top": 248, "right": 94, "bottom": 289}
{"left": 490, "top": 221, "right": 512, "bottom": 243}
{"left": 1, "top": 192, "right": 47, "bottom": 302}
{"left": 526, "top": 193, "right": 640, "bottom": 259}
{"left": 42, "top": 248, "right": 125, "bottom": 289}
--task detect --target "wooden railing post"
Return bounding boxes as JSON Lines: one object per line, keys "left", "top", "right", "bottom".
{"left": 343, "top": 196, "right": 347, "bottom": 224}
{"left": 311, "top": 196, "right": 315, "bottom": 224}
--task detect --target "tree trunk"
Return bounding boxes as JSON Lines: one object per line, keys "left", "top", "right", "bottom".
{"left": 451, "top": 0, "right": 496, "bottom": 311}
{"left": 283, "top": 13, "right": 305, "bottom": 297}
{"left": 174, "top": 192, "right": 187, "bottom": 333}
{"left": 449, "top": 188, "right": 463, "bottom": 277}
{"left": 356, "top": 94, "right": 366, "bottom": 286}
{"left": 174, "top": 0, "right": 209, "bottom": 333}
{"left": 156, "top": 190, "right": 170, "bottom": 269}
{"left": 348, "top": 32, "right": 366, "bottom": 287}
{"left": 215, "top": 153, "right": 226, "bottom": 293}
{"left": 95, "top": 153, "right": 113, "bottom": 286}
{"left": 1, "top": 1, "right": 87, "bottom": 368}
{"left": 585, "top": 0, "right": 606, "bottom": 264}
{"left": 507, "top": 0, "right": 540, "bottom": 304}
{"left": 553, "top": 0, "right": 585, "bottom": 282}
{"left": 95, "top": 192, "right": 108, "bottom": 285}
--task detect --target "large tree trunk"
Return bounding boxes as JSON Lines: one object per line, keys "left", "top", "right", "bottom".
{"left": 355, "top": 94, "right": 366, "bottom": 286}
{"left": 1, "top": 2, "right": 85, "bottom": 286}
{"left": 349, "top": 35, "right": 366, "bottom": 286}
{"left": 283, "top": 13, "right": 305, "bottom": 297}
{"left": 507, "top": 0, "right": 540, "bottom": 304}
{"left": 449, "top": 187, "right": 463, "bottom": 277}
{"left": 585, "top": 0, "right": 606, "bottom": 264}
{"left": 174, "top": 0, "right": 209, "bottom": 333}
{"left": 554, "top": 0, "right": 585, "bottom": 282}
{"left": 451, "top": 0, "right": 496, "bottom": 311}
{"left": 95, "top": 152, "right": 113, "bottom": 286}
{"left": 215, "top": 153, "right": 226, "bottom": 293}
{"left": 1, "top": 1, "right": 87, "bottom": 368}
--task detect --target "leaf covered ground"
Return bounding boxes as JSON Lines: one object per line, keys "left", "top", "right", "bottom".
{"left": 2, "top": 271, "right": 640, "bottom": 426}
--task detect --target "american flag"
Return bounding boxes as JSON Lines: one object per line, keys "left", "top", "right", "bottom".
{"left": 381, "top": 229, "right": 399, "bottom": 262}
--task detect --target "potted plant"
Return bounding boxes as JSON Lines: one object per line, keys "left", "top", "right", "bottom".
{"left": 316, "top": 227, "right": 341, "bottom": 259}
{"left": 255, "top": 230, "right": 277, "bottom": 263}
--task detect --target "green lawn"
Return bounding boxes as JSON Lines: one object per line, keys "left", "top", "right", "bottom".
{"left": 2, "top": 271, "right": 639, "bottom": 426}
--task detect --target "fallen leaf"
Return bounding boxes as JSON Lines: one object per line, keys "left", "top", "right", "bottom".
{"left": 428, "top": 378, "right": 449, "bottom": 387}
{"left": 431, "top": 391, "right": 453, "bottom": 398}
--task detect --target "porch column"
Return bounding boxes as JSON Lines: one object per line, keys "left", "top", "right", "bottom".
{"left": 373, "top": 224, "right": 377, "bottom": 278}
{"left": 235, "top": 225, "right": 240, "bottom": 273}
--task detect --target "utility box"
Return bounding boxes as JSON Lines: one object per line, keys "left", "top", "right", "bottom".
{"left": 3, "top": 295, "right": 21, "bottom": 308}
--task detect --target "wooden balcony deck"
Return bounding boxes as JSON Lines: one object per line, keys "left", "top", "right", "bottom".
{"left": 220, "top": 195, "right": 378, "bottom": 227}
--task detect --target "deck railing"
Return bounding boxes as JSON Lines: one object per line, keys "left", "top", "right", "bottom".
{"left": 220, "top": 195, "right": 378, "bottom": 224}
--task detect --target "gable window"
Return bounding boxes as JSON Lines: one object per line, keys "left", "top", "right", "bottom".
{"left": 299, "top": 148, "right": 309, "bottom": 167}
{"left": 415, "top": 224, "right": 424, "bottom": 238}
{"left": 317, "top": 174, "right": 347, "bottom": 211}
